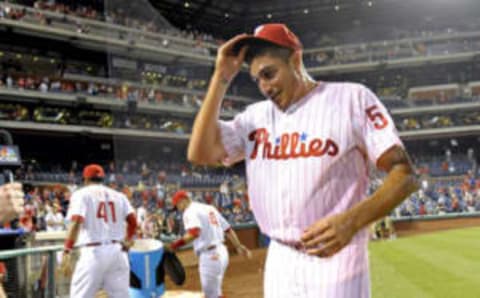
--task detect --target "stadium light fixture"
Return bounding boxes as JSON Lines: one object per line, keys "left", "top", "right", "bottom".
{"left": 334, "top": 5, "right": 340, "bottom": 11}
{"left": 184, "top": 1, "right": 190, "bottom": 8}
{"left": 267, "top": 13, "right": 272, "bottom": 19}
{"left": 367, "top": 1, "right": 373, "bottom": 7}
{"left": 304, "top": 9, "right": 309, "bottom": 14}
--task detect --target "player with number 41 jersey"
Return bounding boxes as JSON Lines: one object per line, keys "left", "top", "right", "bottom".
{"left": 60, "top": 164, "right": 137, "bottom": 298}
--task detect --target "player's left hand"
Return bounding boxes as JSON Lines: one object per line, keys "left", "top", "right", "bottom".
{"left": 300, "top": 212, "right": 357, "bottom": 258}
{"left": 121, "top": 239, "right": 134, "bottom": 252}
{"left": 163, "top": 243, "right": 174, "bottom": 252}
{"left": 235, "top": 244, "right": 252, "bottom": 259}
{"left": 59, "top": 252, "right": 73, "bottom": 277}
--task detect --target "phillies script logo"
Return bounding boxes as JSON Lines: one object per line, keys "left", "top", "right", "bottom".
{"left": 248, "top": 128, "right": 339, "bottom": 160}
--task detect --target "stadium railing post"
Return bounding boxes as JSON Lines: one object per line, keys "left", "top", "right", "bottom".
{"left": 46, "top": 251, "right": 56, "bottom": 298}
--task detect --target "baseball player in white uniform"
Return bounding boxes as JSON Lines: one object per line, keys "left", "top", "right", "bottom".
{"left": 165, "top": 190, "right": 251, "bottom": 298}
{"left": 188, "top": 23, "right": 418, "bottom": 297}
{"left": 59, "top": 164, "right": 137, "bottom": 298}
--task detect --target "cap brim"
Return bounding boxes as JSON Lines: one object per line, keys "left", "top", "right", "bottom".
{"left": 231, "top": 35, "right": 282, "bottom": 55}
{"left": 231, "top": 35, "right": 256, "bottom": 54}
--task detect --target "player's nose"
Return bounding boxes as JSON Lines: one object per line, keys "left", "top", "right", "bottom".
{"left": 257, "top": 79, "right": 266, "bottom": 91}
{"left": 260, "top": 81, "right": 274, "bottom": 98}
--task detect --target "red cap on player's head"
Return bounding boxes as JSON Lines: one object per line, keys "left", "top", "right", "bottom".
{"left": 232, "top": 23, "right": 302, "bottom": 53}
{"left": 172, "top": 190, "right": 189, "bottom": 207}
{"left": 83, "top": 164, "right": 105, "bottom": 179}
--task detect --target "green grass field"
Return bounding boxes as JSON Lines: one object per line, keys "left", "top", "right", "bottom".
{"left": 370, "top": 227, "right": 480, "bottom": 298}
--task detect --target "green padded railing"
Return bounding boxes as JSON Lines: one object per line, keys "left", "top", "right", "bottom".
{"left": 0, "top": 244, "right": 63, "bottom": 298}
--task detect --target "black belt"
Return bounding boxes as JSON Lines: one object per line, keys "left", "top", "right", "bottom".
{"left": 198, "top": 244, "right": 220, "bottom": 255}
{"left": 82, "top": 240, "right": 120, "bottom": 247}
{"left": 206, "top": 245, "right": 217, "bottom": 251}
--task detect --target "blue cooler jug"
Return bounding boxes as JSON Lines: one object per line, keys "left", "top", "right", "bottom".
{"left": 128, "top": 239, "right": 165, "bottom": 298}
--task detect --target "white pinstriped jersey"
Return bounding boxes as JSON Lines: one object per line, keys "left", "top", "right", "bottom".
{"left": 67, "top": 184, "right": 135, "bottom": 246}
{"left": 219, "top": 82, "right": 402, "bottom": 245}
{"left": 183, "top": 202, "right": 231, "bottom": 254}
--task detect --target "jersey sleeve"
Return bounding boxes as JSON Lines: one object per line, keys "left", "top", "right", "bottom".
{"left": 353, "top": 84, "right": 403, "bottom": 166}
{"left": 66, "top": 191, "right": 86, "bottom": 220}
{"left": 218, "top": 110, "right": 247, "bottom": 165}
{"left": 183, "top": 208, "right": 201, "bottom": 231}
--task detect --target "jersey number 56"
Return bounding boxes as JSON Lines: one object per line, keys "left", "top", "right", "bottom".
{"left": 97, "top": 202, "right": 117, "bottom": 223}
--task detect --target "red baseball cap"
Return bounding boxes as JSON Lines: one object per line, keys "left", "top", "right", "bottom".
{"left": 83, "top": 164, "right": 105, "bottom": 179}
{"left": 172, "top": 190, "right": 189, "bottom": 207}
{"left": 233, "top": 23, "right": 302, "bottom": 53}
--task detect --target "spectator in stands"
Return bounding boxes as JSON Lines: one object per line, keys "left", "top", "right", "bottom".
{"left": 136, "top": 199, "right": 148, "bottom": 226}
{"left": 218, "top": 180, "right": 232, "bottom": 209}
{"left": 5, "top": 75, "right": 13, "bottom": 88}
{"left": 142, "top": 210, "right": 164, "bottom": 239}
{"left": 44, "top": 202, "right": 65, "bottom": 231}
{"left": 35, "top": 198, "right": 47, "bottom": 231}
{"left": 19, "top": 198, "right": 35, "bottom": 232}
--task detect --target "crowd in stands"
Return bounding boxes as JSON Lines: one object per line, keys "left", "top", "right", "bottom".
{"left": 5, "top": 52, "right": 480, "bottom": 135}
{"left": 0, "top": 48, "right": 247, "bottom": 111}
{"left": 4, "top": 94, "right": 480, "bottom": 137}
{"left": 30, "top": 0, "right": 219, "bottom": 44}
{"left": 396, "top": 111, "right": 480, "bottom": 131}
{"left": 0, "top": 100, "right": 194, "bottom": 134}
{"left": 0, "top": 72, "right": 242, "bottom": 111}
{"left": 367, "top": 151, "right": 480, "bottom": 218}
{"left": 5, "top": 1, "right": 480, "bottom": 69}
{"left": 305, "top": 34, "right": 480, "bottom": 67}
{"left": 394, "top": 174, "right": 480, "bottom": 218}
{"left": 5, "top": 158, "right": 253, "bottom": 239}
{"left": 305, "top": 17, "right": 480, "bottom": 48}
{"left": 0, "top": 1, "right": 219, "bottom": 56}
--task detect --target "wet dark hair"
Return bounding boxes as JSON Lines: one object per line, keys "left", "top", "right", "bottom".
{"left": 244, "top": 39, "right": 294, "bottom": 65}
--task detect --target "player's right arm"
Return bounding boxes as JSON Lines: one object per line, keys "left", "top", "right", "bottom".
{"left": 216, "top": 208, "right": 252, "bottom": 258}
{"left": 225, "top": 228, "right": 252, "bottom": 259}
{"left": 62, "top": 191, "right": 86, "bottom": 254}
{"left": 165, "top": 208, "right": 202, "bottom": 252}
{"left": 122, "top": 195, "right": 137, "bottom": 251}
{"left": 188, "top": 35, "right": 249, "bottom": 165}
{"left": 123, "top": 212, "right": 137, "bottom": 250}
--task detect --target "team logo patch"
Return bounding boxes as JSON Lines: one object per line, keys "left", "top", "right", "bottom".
{"left": 248, "top": 128, "right": 339, "bottom": 160}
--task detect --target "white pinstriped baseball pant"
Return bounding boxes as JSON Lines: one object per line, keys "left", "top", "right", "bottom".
{"left": 198, "top": 243, "right": 229, "bottom": 298}
{"left": 264, "top": 240, "right": 370, "bottom": 298}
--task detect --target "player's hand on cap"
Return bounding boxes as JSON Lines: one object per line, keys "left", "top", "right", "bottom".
{"left": 0, "top": 183, "right": 25, "bottom": 222}
{"left": 235, "top": 244, "right": 252, "bottom": 259}
{"left": 215, "top": 34, "right": 249, "bottom": 83}
{"left": 300, "top": 212, "right": 357, "bottom": 258}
